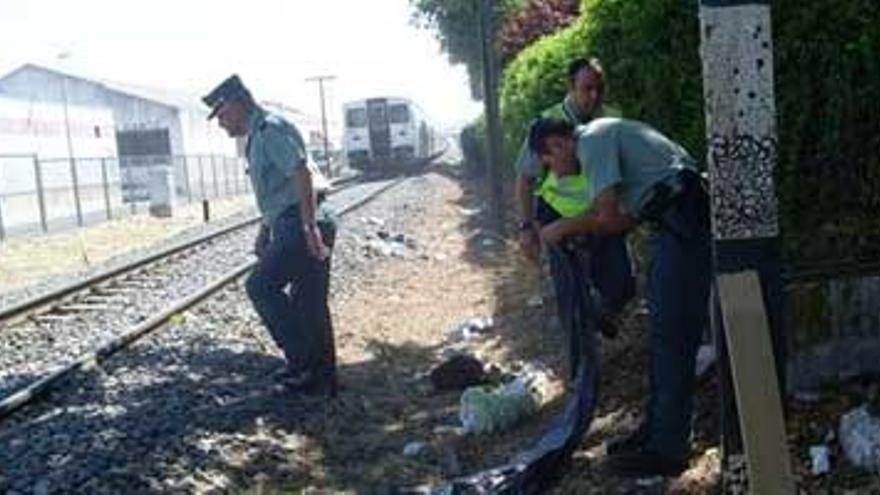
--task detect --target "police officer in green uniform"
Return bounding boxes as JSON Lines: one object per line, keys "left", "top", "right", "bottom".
{"left": 204, "top": 75, "right": 338, "bottom": 397}
{"left": 514, "top": 58, "right": 635, "bottom": 380}
{"left": 529, "top": 117, "right": 711, "bottom": 477}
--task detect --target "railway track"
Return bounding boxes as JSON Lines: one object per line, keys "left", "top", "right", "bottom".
{"left": 0, "top": 174, "right": 361, "bottom": 329}
{"left": 0, "top": 173, "right": 411, "bottom": 420}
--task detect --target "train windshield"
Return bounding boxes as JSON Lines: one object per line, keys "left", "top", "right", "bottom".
{"left": 345, "top": 108, "right": 367, "bottom": 128}
{"left": 388, "top": 104, "right": 410, "bottom": 124}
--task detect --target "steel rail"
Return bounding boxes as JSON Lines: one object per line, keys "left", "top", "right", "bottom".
{"left": 0, "top": 174, "right": 409, "bottom": 421}
{"left": 0, "top": 177, "right": 361, "bottom": 328}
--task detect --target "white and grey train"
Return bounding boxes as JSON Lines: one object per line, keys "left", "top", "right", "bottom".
{"left": 342, "top": 97, "right": 439, "bottom": 172}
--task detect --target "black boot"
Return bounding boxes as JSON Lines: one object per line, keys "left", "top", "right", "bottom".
{"left": 605, "top": 423, "right": 650, "bottom": 455}
{"left": 603, "top": 447, "right": 687, "bottom": 478}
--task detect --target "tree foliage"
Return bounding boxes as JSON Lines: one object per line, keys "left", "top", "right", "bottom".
{"left": 500, "top": 0, "right": 702, "bottom": 164}
{"left": 410, "top": 0, "right": 520, "bottom": 99}
{"left": 773, "top": 0, "right": 880, "bottom": 267}
{"left": 497, "top": 0, "right": 579, "bottom": 66}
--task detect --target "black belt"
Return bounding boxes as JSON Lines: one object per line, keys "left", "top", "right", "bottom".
{"left": 636, "top": 168, "right": 704, "bottom": 222}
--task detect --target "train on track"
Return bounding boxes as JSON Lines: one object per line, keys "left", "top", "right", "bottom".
{"left": 342, "top": 97, "right": 441, "bottom": 174}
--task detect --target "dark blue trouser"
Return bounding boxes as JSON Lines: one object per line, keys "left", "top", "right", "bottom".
{"left": 537, "top": 198, "right": 635, "bottom": 380}
{"left": 245, "top": 206, "right": 337, "bottom": 382}
{"left": 643, "top": 178, "right": 712, "bottom": 460}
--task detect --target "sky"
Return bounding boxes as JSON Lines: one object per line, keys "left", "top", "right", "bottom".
{"left": 0, "top": 0, "right": 482, "bottom": 130}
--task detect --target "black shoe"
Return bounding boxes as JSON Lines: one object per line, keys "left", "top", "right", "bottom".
{"left": 603, "top": 448, "right": 687, "bottom": 478}
{"left": 605, "top": 425, "right": 650, "bottom": 455}
{"left": 281, "top": 369, "right": 338, "bottom": 398}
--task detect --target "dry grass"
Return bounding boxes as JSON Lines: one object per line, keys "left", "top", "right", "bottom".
{"left": 0, "top": 195, "right": 255, "bottom": 293}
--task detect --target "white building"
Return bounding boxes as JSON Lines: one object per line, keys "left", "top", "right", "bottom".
{"left": 0, "top": 64, "right": 245, "bottom": 232}
{"left": 0, "top": 95, "right": 122, "bottom": 235}
{"left": 0, "top": 64, "right": 236, "bottom": 160}
{"left": 0, "top": 95, "right": 117, "bottom": 158}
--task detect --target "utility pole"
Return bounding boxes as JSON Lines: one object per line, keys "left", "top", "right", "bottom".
{"left": 479, "top": 0, "right": 504, "bottom": 234}
{"left": 305, "top": 75, "right": 336, "bottom": 177}
{"left": 58, "top": 51, "right": 83, "bottom": 227}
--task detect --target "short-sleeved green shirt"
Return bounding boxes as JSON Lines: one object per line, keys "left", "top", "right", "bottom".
{"left": 245, "top": 108, "right": 308, "bottom": 225}
{"left": 576, "top": 118, "right": 696, "bottom": 215}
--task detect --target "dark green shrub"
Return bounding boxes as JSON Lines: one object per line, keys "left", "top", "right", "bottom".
{"left": 499, "top": 0, "right": 880, "bottom": 267}
{"left": 774, "top": 0, "right": 880, "bottom": 268}
{"left": 500, "top": 0, "right": 702, "bottom": 165}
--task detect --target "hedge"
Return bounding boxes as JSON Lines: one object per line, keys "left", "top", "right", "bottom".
{"left": 498, "top": 0, "right": 880, "bottom": 268}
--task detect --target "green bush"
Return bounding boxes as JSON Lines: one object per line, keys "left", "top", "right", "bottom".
{"left": 499, "top": 21, "right": 591, "bottom": 167}
{"left": 500, "top": 0, "right": 702, "bottom": 165}
{"left": 773, "top": 0, "right": 880, "bottom": 267}
{"left": 499, "top": 0, "right": 880, "bottom": 267}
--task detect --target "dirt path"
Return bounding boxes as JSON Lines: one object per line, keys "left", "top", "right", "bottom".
{"left": 6, "top": 167, "right": 857, "bottom": 492}
{"left": 243, "top": 170, "right": 722, "bottom": 493}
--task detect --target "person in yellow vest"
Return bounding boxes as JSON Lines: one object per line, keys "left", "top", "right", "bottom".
{"left": 529, "top": 117, "right": 711, "bottom": 477}
{"left": 514, "top": 58, "right": 635, "bottom": 380}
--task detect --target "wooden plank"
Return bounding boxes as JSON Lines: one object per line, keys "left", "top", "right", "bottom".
{"left": 718, "top": 270, "right": 794, "bottom": 494}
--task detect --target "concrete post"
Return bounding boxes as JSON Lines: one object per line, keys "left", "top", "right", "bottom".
{"left": 100, "top": 158, "right": 112, "bottom": 220}
{"left": 69, "top": 157, "right": 83, "bottom": 227}
{"left": 224, "top": 157, "right": 232, "bottom": 196}
{"left": 211, "top": 156, "right": 220, "bottom": 198}
{"left": 699, "top": 0, "right": 790, "bottom": 488}
{"left": 198, "top": 156, "right": 206, "bottom": 200}
{"left": 181, "top": 156, "right": 193, "bottom": 204}
{"left": 33, "top": 155, "right": 48, "bottom": 233}
{"left": 147, "top": 166, "right": 175, "bottom": 218}
{"left": 0, "top": 182, "right": 5, "bottom": 241}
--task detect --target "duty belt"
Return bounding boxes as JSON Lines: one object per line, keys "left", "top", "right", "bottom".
{"left": 636, "top": 167, "right": 702, "bottom": 222}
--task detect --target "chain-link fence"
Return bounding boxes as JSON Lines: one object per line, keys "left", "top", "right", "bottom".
{"left": 0, "top": 153, "right": 249, "bottom": 239}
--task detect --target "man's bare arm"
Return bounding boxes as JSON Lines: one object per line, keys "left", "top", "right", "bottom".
{"left": 539, "top": 188, "right": 635, "bottom": 244}
{"left": 515, "top": 174, "right": 536, "bottom": 223}
{"left": 293, "top": 164, "right": 329, "bottom": 259}
{"left": 293, "top": 163, "right": 317, "bottom": 225}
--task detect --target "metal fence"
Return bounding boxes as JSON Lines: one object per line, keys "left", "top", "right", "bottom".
{"left": 0, "top": 153, "right": 250, "bottom": 239}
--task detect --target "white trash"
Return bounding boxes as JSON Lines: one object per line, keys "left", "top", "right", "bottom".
{"left": 809, "top": 445, "right": 831, "bottom": 475}
{"left": 446, "top": 316, "right": 495, "bottom": 343}
{"left": 364, "top": 216, "right": 385, "bottom": 227}
{"left": 527, "top": 295, "right": 544, "bottom": 308}
{"left": 459, "top": 365, "right": 550, "bottom": 435}
{"left": 839, "top": 405, "right": 880, "bottom": 472}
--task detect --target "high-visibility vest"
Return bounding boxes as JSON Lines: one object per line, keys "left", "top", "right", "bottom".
{"left": 532, "top": 101, "right": 618, "bottom": 216}
{"left": 536, "top": 171, "right": 591, "bottom": 218}
{"left": 534, "top": 101, "right": 589, "bottom": 217}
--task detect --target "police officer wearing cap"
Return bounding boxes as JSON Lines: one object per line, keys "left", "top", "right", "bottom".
{"left": 204, "top": 75, "right": 338, "bottom": 397}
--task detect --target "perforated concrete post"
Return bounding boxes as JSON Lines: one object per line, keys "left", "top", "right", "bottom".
{"left": 699, "top": 1, "right": 791, "bottom": 490}
{"left": 701, "top": 1, "right": 779, "bottom": 241}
